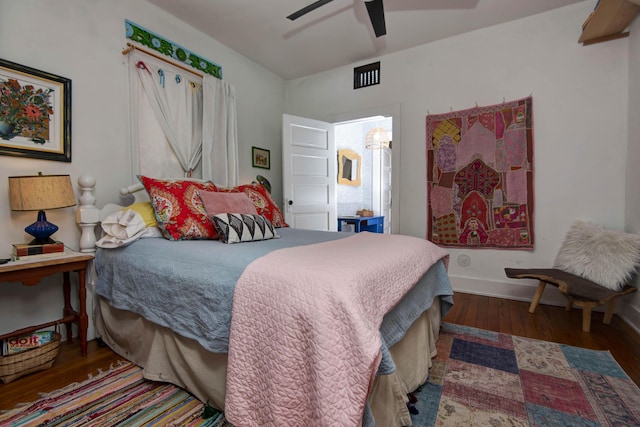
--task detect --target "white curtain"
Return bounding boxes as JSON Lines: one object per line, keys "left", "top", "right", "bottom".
{"left": 130, "top": 54, "right": 239, "bottom": 185}
{"left": 202, "top": 75, "right": 239, "bottom": 187}
{"left": 134, "top": 60, "right": 202, "bottom": 176}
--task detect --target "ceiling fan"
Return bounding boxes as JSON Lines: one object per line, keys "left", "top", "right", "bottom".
{"left": 287, "top": 0, "right": 387, "bottom": 37}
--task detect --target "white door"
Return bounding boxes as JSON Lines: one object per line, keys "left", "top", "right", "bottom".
{"left": 282, "top": 114, "right": 336, "bottom": 231}
{"left": 380, "top": 146, "right": 392, "bottom": 233}
{"left": 372, "top": 145, "right": 392, "bottom": 234}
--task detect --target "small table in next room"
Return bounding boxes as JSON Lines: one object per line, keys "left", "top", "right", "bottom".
{"left": 337, "top": 215, "right": 384, "bottom": 234}
{"left": 0, "top": 252, "right": 94, "bottom": 356}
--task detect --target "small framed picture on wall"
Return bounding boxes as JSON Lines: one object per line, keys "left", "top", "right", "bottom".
{"left": 252, "top": 146, "right": 270, "bottom": 169}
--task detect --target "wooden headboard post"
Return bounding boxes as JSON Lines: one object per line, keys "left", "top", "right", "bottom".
{"left": 76, "top": 175, "right": 99, "bottom": 253}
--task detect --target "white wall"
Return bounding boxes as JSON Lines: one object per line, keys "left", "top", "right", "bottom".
{"left": 0, "top": 0, "right": 285, "bottom": 339}
{"left": 2, "top": 0, "right": 637, "bottom": 339}
{"left": 622, "top": 15, "right": 640, "bottom": 329}
{"left": 285, "top": 2, "right": 633, "bottom": 316}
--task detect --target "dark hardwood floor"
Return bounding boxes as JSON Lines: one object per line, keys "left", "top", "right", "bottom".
{"left": 1, "top": 292, "right": 639, "bottom": 411}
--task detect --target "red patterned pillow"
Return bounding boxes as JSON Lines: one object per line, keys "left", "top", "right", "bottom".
{"left": 216, "top": 183, "right": 288, "bottom": 228}
{"left": 138, "top": 176, "right": 218, "bottom": 240}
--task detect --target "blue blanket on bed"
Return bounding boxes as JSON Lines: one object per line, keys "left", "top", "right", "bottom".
{"left": 94, "top": 228, "right": 453, "bottom": 356}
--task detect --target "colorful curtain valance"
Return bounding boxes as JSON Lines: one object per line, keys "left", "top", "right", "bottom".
{"left": 125, "top": 19, "right": 222, "bottom": 79}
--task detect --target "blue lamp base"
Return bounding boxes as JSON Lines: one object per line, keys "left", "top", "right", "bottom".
{"left": 25, "top": 210, "right": 59, "bottom": 245}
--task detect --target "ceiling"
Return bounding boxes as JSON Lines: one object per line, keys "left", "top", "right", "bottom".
{"left": 145, "top": 0, "right": 586, "bottom": 80}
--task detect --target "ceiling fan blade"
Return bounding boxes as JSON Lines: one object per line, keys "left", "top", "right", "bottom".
{"left": 287, "top": 0, "right": 335, "bottom": 21}
{"left": 364, "top": 0, "right": 386, "bottom": 37}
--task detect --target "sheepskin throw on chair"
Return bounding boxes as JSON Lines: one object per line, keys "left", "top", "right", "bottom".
{"left": 426, "top": 96, "right": 534, "bottom": 249}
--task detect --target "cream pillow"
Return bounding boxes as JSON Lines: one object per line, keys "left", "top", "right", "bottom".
{"left": 553, "top": 221, "right": 640, "bottom": 290}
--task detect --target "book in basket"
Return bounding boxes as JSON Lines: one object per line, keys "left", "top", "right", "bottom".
{"left": 2, "top": 331, "right": 54, "bottom": 355}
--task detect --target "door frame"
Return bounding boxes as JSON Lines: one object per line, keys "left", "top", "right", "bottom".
{"left": 329, "top": 104, "right": 401, "bottom": 235}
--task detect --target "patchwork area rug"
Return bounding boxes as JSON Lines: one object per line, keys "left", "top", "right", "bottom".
{"left": 426, "top": 97, "right": 534, "bottom": 249}
{"left": 3, "top": 325, "right": 639, "bottom": 426}
{"left": 410, "top": 323, "right": 640, "bottom": 426}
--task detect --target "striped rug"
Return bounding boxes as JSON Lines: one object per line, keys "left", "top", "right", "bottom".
{"left": 0, "top": 362, "right": 231, "bottom": 427}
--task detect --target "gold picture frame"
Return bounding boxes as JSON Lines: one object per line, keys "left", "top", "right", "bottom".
{"left": 0, "top": 58, "right": 72, "bottom": 162}
{"left": 338, "top": 149, "right": 361, "bottom": 186}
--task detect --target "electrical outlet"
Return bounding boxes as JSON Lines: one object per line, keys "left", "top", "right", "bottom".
{"left": 457, "top": 254, "right": 471, "bottom": 267}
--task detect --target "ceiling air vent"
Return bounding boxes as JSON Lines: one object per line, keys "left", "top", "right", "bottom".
{"left": 354, "top": 61, "right": 380, "bottom": 89}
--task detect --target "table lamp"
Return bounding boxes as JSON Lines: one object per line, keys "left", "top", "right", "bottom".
{"left": 8, "top": 172, "right": 77, "bottom": 244}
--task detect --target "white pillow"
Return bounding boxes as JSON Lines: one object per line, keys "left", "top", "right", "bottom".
{"left": 211, "top": 213, "right": 279, "bottom": 244}
{"left": 553, "top": 221, "right": 640, "bottom": 290}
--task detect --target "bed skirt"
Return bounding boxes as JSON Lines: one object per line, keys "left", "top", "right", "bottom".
{"left": 94, "top": 296, "right": 442, "bottom": 427}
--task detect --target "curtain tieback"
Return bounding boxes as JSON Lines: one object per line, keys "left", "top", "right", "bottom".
{"left": 136, "top": 61, "right": 151, "bottom": 74}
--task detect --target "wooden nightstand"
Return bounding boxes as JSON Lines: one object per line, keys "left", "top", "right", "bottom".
{"left": 0, "top": 252, "right": 94, "bottom": 356}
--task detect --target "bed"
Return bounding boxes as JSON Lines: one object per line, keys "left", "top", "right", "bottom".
{"left": 76, "top": 175, "right": 454, "bottom": 427}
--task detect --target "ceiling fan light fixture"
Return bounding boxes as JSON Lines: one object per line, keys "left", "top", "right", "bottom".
{"left": 364, "top": 0, "right": 386, "bottom": 37}
{"left": 286, "top": 0, "right": 334, "bottom": 20}
{"left": 286, "top": 0, "right": 386, "bottom": 37}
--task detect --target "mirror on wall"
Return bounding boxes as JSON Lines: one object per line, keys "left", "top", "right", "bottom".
{"left": 338, "top": 149, "right": 361, "bottom": 186}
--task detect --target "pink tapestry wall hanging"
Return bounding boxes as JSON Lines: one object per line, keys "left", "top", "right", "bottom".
{"left": 426, "top": 96, "right": 534, "bottom": 249}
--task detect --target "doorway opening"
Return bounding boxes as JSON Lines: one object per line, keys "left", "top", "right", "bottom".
{"left": 335, "top": 116, "right": 392, "bottom": 234}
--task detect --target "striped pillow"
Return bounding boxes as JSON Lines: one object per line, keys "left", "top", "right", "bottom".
{"left": 211, "top": 213, "right": 279, "bottom": 244}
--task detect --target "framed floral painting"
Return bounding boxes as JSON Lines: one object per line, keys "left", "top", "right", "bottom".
{"left": 0, "top": 58, "right": 71, "bottom": 162}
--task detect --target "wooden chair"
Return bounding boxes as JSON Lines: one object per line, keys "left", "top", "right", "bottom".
{"left": 505, "top": 268, "right": 637, "bottom": 332}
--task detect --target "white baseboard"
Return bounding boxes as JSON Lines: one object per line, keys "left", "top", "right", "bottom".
{"left": 618, "top": 299, "right": 640, "bottom": 335}
{"left": 448, "top": 275, "right": 640, "bottom": 332}
{"left": 449, "top": 275, "right": 567, "bottom": 307}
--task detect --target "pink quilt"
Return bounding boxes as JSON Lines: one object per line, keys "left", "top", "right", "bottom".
{"left": 225, "top": 232, "right": 449, "bottom": 426}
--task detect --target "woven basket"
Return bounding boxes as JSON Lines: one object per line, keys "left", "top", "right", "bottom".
{"left": 357, "top": 209, "right": 374, "bottom": 217}
{"left": 0, "top": 331, "right": 61, "bottom": 384}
